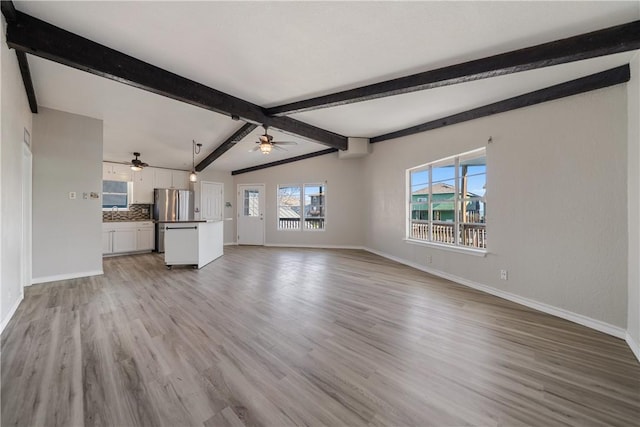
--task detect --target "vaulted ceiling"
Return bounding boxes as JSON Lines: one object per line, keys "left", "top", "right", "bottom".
{"left": 7, "top": 1, "right": 640, "bottom": 172}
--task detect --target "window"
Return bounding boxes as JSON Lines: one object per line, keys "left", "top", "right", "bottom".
{"left": 277, "top": 183, "right": 326, "bottom": 231}
{"left": 102, "top": 180, "right": 130, "bottom": 210}
{"left": 408, "top": 148, "right": 486, "bottom": 250}
{"left": 243, "top": 189, "right": 260, "bottom": 217}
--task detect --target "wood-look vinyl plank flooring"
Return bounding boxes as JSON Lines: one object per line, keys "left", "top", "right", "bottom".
{"left": 2, "top": 246, "right": 639, "bottom": 426}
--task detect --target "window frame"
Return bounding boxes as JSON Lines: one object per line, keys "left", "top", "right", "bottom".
{"left": 406, "top": 148, "right": 486, "bottom": 254}
{"left": 102, "top": 180, "right": 132, "bottom": 211}
{"left": 276, "top": 183, "right": 326, "bottom": 232}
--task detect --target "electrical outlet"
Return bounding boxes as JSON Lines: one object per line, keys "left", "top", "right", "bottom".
{"left": 500, "top": 269, "right": 508, "bottom": 280}
{"left": 69, "top": 192, "right": 76, "bottom": 200}
{"left": 426, "top": 255, "right": 432, "bottom": 264}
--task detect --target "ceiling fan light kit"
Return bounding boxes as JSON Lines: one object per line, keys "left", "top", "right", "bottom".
{"left": 260, "top": 142, "right": 272, "bottom": 155}
{"left": 251, "top": 125, "right": 297, "bottom": 155}
{"left": 130, "top": 152, "right": 148, "bottom": 171}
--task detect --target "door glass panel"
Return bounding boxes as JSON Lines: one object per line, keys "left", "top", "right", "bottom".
{"left": 243, "top": 189, "right": 260, "bottom": 217}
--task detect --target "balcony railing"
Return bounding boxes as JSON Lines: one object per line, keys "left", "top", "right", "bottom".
{"left": 279, "top": 218, "right": 325, "bottom": 230}
{"left": 410, "top": 221, "right": 486, "bottom": 249}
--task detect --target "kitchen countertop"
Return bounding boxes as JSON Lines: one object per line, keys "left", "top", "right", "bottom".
{"left": 103, "top": 219, "right": 153, "bottom": 223}
{"left": 103, "top": 219, "right": 223, "bottom": 223}
{"left": 156, "top": 220, "right": 221, "bottom": 223}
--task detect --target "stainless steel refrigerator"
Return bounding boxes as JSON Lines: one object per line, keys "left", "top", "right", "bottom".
{"left": 153, "top": 188, "right": 194, "bottom": 252}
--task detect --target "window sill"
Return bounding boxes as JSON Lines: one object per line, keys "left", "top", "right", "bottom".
{"left": 404, "top": 238, "right": 488, "bottom": 257}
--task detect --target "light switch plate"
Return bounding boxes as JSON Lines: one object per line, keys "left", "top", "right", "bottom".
{"left": 69, "top": 192, "right": 76, "bottom": 200}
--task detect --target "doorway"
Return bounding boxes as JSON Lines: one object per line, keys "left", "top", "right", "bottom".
{"left": 237, "top": 184, "right": 265, "bottom": 245}
{"left": 22, "top": 141, "right": 32, "bottom": 292}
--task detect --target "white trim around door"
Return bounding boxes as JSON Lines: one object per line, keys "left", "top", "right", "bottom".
{"left": 237, "top": 184, "right": 265, "bottom": 245}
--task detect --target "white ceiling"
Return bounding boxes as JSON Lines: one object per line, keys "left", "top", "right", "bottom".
{"left": 14, "top": 1, "right": 640, "bottom": 172}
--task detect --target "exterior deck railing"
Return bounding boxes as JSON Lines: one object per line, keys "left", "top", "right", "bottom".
{"left": 279, "top": 218, "right": 324, "bottom": 230}
{"left": 410, "top": 221, "right": 486, "bottom": 249}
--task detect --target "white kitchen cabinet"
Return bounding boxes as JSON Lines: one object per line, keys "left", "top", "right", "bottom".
{"left": 103, "top": 162, "right": 132, "bottom": 182}
{"left": 172, "top": 171, "right": 190, "bottom": 190}
{"left": 103, "top": 222, "right": 155, "bottom": 255}
{"left": 154, "top": 169, "right": 173, "bottom": 189}
{"left": 136, "top": 226, "right": 155, "bottom": 251}
{"left": 112, "top": 229, "right": 136, "bottom": 253}
{"left": 164, "top": 221, "right": 223, "bottom": 269}
{"left": 131, "top": 167, "right": 155, "bottom": 204}
{"left": 153, "top": 168, "right": 189, "bottom": 189}
{"left": 102, "top": 230, "right": 113, "bottom": 253}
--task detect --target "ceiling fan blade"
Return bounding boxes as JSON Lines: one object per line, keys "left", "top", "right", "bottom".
{"left": 272, "top": 145, "right": 287, "bottom": 152}
{"left": 249, "top": 145, "right": 261, "bottom": 152}
{"left": 273, "top": 141, "right": 297, "bottom": 146}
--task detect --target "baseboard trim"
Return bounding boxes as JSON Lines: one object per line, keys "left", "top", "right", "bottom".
{"left": 264, "top": 243, "right": 365, "bottom": 250}
{"left": 223, "top": 242, "right": 237, "bottom": 246}
{"left": 363, "top": 247, "right": 626, "bottom": 340}
{"left": 626, "top": 333, "right": 640, "bottom": 363}
{"left": 31, "top": 270, "right": 103, "bottom": 285}
{"left": 0, "top": 295, "right": 23, "bottom": 335}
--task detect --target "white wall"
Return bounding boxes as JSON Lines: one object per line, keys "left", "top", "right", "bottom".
{"left": 192, "top": 168, "right": 235, "bottom": 244}
{"left": 233, "top": 153, "right": 365, "bottom": 247}
{"left": 0, "top": 16, "right": 33, "bottom": 331}
{"left": 363, "top": 85, "right": 629, "bottom": 331}
{"left": 32, "top": 108, "right": 103, "bottom": 282}
{"left": 628, "top": 53, "right": 640, "bottom": 360}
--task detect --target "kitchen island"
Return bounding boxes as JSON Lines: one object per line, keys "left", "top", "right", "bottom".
{"left": 160, "top": 220, "right": 223, "bottom": 269}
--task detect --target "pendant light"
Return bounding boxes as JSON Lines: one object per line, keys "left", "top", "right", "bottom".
{"left": 190, "top": 140, "right": 202, "bottom": 182}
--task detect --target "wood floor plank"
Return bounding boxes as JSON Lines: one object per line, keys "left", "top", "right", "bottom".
{"left": 2, "top": 247, "right": 639, "bottom": 426}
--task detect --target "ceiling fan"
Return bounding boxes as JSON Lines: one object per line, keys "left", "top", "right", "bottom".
{"left": 130, "top": 152, "right": 149, "bottom": 171}
{"left": 250, "top": 125, "right": 297, "bottom": 155}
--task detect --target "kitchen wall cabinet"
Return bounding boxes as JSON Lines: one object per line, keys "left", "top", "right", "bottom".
{"left": 131, "top": 167, "right": 155, "bottom": 204}
{"left": 102, "top": 222, "right": 154, "bottom": 255}
{"left": 103, "top": 162, "right": 132, "bottom": 182}
{"left": 172, "top": 171, "right": 190, "bottom": 190}
{"left": 153, "top": 169, "right": 189, "bottom": 190}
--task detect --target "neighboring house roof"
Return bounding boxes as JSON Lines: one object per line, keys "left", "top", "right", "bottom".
{"left": 413, "top": 182, "right": 480, "bottom": 197}
{"left": 279, "top": 206, "right": 300, "bottom": 219}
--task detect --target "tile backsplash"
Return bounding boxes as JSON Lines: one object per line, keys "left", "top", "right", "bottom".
{"left": 103, "top": 204, "right": 152, "bottom": 221}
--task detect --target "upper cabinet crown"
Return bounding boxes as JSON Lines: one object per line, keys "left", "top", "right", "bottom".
{"left": 103, "top": 163, "right": 132, "bottom": 182}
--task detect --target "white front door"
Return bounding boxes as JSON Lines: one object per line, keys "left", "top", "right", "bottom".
{"left": 237, "top": 184, "right": 265, "bottom": 245}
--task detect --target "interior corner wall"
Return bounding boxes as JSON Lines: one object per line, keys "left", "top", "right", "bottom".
{"left": 233, "top": 153, "right": 365, "bottom": 248}
{"left": 193, "top": 168, "right": 235, "bottom": 244}
{"left": 32, "top": 107, "right": 103, "bottom": 282}
{"left": 363, "top": 84, "right": 628, "bottom": 331}
{"left": 628, "top": 52, "right": 640, "bottom": 360}
{"left": 1, "top": 16, "right": 33, "bottom": 331}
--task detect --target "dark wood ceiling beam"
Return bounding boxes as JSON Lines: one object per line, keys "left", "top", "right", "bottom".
{"left": 196, "top": 123, "right": 257, "bottom": 172}
{"left": 371, "top": 65, "right": 630, "bottom": 143}
{"left": 5, "top": 10, "right": 347, "bottom": 149}
{"left": 232, "top": 148, "right": 338, "bottom": 176}
{"left": 267, "top": 20, "right": 640, "bottom": 116}
{"left": 1, "top": 0, "right": 17, "bottom": 22}
{"left": 15, "top": 51, "right": 38, "bottom": 113}
{"left": 2, "top": 1, "right": 38, "bottom": 113}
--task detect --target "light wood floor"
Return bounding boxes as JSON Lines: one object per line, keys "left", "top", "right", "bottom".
{"left": 2, "top": 247, "right": 639, "bottom": 426}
